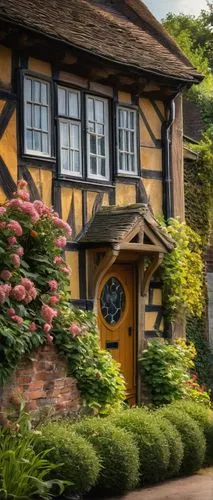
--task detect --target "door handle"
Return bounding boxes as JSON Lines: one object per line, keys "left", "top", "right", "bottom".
{"left": 128, "top": 327, "right": 132, "bottom": 337}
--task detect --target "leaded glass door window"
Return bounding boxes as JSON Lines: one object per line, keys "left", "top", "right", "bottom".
{"left": 100, "top": 276, "right": 125, "bottom": 325}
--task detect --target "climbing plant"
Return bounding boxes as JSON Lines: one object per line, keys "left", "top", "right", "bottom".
{"left": 0, "top": 181, "right": 125, "bottom": 414}
{"left": 160, "top": 218, "right": 204, "bottom": 323}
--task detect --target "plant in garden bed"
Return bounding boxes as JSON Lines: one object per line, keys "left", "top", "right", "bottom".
{"left": 140, "top": 338, "right": 211, "bottom": 406}
{"left": 0, "top": 409, "right": 65, "bottom": 499}
{"left": 0, "top": 181, "right": 125, "bottom": 414}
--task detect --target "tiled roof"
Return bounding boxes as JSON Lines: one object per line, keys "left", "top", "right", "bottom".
{"left": 0, "top": 0, "right": 202, "bottom": 83}
{"left": 77, "top": 204, "right": 174, "bottom": 251}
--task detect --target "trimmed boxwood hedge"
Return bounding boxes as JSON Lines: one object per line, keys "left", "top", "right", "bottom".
{"left": 169, "top": 401, "right": 213, "bottom": 465}
{"left": 110, "top": 408, "right": 170, "bottom": 485}
{"left": 157, "top": 407, "right": 206, "bottom": 475}
{"left": 154, "top": 416, "right": 184, "bottom": 479}
{"left": 73, "top": 418, "right": 140, "bottom": 494}
{"left": 34, "top": 422, "right": 100, "bottom": 495}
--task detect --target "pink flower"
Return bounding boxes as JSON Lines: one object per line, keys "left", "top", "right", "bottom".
{"left": 55, "top": 236, "right": 67, "bottom": 248}
{"left": 21, "top": 202, "right": 39, "bottom": 222}
{"left": 17, "top": 180, "right": 28, "bottom": 189}
{"left": 54, "top": 256, "right": 63, "bottom": 264}
{"left": 17, "top": 189, "right": 30, "bottom": 201}
{"left": 0, "top": 207, "right": 6, "bottom": 215}
{"left": 2, "top": 284, "right": 11, "bottom": 298}
{"left": 0, "top": 270, "right": 12, "bottom": 281}
{"left": 7, "top": 220, "right": 23, "bottom": 237}
{"left": 47, "top": 334, "right": 53, "bottom": 343}
{"left": 29, "top": 322, "right": 37, "bottom": 332}
{"left": 52, "top": 217, "right": 72, "bottom": 237}
{"left": 21, "top": 278, "right": 33, "bottom": 291}
{"left": 44, "top": 323, "right": 52, "bottom": 333}
{"left": 49, "top": 295, "right": 59, "bottom": 305}
{"left": 8, "top": 308, "right": 15, "bottom": 317}
{"left": 41, "top": 304, "right": 58, "bottom": 324}
{"left": 20, "top": 277, "right": 37, "bottom": 303}
{"left": 8, "top": 199, "right": 23, "bottom": 210}
{"left": 8, "top": 236, "right": 17, "bottom": 246}
{"left": 11, "top": 254, "right": 20, "bottom": 267}
{"left": 11, "top": 285, "right": 26, "bottom": 301}
{"left": 68, "top": 322, "right": 81, "bottom": 337}
{"left": 61, "top": 266, "right": 70, "bottom": 274}
{"left": 48, "top": 280, "right": 58, "bottom": 292}
{"left": 16, "top": 246, "right": 24, "bottom": 257}
{"left": 11, "top": 315, "right": 23, "bottom": 325}
{"left": 0, "top": 288, "right": 6, "bottom": 304}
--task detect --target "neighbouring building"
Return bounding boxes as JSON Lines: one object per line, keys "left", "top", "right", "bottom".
{"left": 0, "top": 0, "right": 202, "bottom": 405}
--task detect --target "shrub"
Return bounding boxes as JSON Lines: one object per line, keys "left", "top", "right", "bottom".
{"left": 157, "top": 407, "right": 206, "bottom": 475}
{"left": 0, "top": 181, "right": 125, "bottom": 414}
{"left": 0, "top": 423, "right": 64, "bottom": 499}
{"left": 154, "top": 416, "right": 184, "bottom": 479}
{"left": 169, "top": 401, "right": 213, "bottom": 465}
{"left": 35, "top": 422, "right": 100, "bottom": 495}
{"left": 73, "top": 418, "right": 140, "bottom": 493}
{"left": 110, "top": 409, "right": 169, "bottom": 485}
{"left": 140, "top": 338, "right": 210, "bottom": 406}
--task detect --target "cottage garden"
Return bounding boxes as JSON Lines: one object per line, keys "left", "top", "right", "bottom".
{"left": 0, "top": 181, "right": 213, "bottom": 499}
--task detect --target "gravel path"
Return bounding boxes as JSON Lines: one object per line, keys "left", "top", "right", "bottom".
{"left": 107, "top": 468, "right": 213, "bottom": 500}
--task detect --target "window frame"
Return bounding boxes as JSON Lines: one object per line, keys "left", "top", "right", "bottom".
{"left": 57, "top": 85, "right": 82, "bottom": 177}
{"left": 85, "top": 94, "right": 110, "bottom": 182}
{"left": 23, "top": 73, "right": 52, "bottom": 159}
{"left": 116, "top": 104, "right": 139, "bottom": 177}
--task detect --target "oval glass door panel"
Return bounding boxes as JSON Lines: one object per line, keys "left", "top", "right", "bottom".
{"left": 100, "top": 277, "right": 125, "bottom": 325}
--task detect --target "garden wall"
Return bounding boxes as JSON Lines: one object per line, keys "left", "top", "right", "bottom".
{"left": 0, "top": 344, "right": 81, "bottom": 417}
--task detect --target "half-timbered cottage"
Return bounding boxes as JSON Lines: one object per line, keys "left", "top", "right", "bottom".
{"left": 0, "top": 0, "right": 202, "bottom": 403}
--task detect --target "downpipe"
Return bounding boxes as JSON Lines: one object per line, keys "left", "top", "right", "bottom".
{"left": 162, "top": 98, "right": 176, "bottom": 220}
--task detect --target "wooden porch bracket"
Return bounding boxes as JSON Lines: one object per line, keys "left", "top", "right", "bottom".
{"left": 141, "top": 252, "right": 164, "bottom": 296}
{"left": 93, "top": 244, "right": 120, "bottom": 314}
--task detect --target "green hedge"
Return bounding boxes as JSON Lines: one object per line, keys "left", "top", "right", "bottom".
{"left": 157, "top": 407, "right": 206, "bottom": 475}
{"left": 110, "top": 409, "right": 170, "bottom": 484}
{"left": 35, "top": 423, "right": 100, "bottom": 496}
{"left": 168, "top": 401, "right": 213, "bottom": 465}
{"left": 73, "top": 418, "right": 140, "bottom": 493}
{"left": 154, "top": 416, "right": 184, "bottom": 479}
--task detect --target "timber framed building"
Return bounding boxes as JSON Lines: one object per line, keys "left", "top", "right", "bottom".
{"left": 0, "top": 0, "right": 202, "bottom": 403}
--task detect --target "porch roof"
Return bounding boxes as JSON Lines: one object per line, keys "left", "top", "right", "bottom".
{"left": 76, "top": 204, "right": 174, "bottom": 252}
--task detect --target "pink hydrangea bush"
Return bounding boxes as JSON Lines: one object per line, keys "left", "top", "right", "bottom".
{"left": 0, "top": 181, "right": 125, "bottom": 413}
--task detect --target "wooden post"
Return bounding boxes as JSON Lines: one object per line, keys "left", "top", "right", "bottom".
{"left": 171, "top": 93, "right": 185, "bottom": 221}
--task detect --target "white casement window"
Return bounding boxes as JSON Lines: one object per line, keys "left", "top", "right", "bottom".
{"left": 58, "top": 87, "right": 82, "bottom": 176}
{"left": 24, "top": 76, "right": 51, "bottom": 156}
{"left": 117, "top": 107, "right": 138, "bottom": 175}
{"left": 86, "top": 95, "right": 109, "bottom": 180}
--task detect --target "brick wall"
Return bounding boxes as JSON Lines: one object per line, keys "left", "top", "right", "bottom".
{"left": 0, "top": 344, "right": 81, "bottom": 419}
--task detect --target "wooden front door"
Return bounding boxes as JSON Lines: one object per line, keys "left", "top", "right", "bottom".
{"left": 98, "top": 264, "right": 136, "bottom": 404}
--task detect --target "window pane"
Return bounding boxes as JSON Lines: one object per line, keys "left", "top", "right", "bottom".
{"left": 88, "top": 121, "right": 95, "bottom": 133}
{"left": 34, "top": 81, "right": 40, "bottom": 102}
{"left": 41, "top": 83, "right": 48, "bottom": 105}
{"left": 41, "top": 106, "right": 48, "bottom": 131}
{"left": 99, "top": 158, "right": 106, "bottom": 177}
{"left": 34, "top": 131, "right": 41, "bottom": 151}
{"left": 124, "top": 131, "right": 129, "bottom": 151}
{"left": 60, "top": 122, "right": 69, "bottom": 148}
{"left": 26, "top": 103, "right": 32, "bottom": 127}
{"left": 69, "top": 92, "right": 79, "bottom": 118}
{"left": 129, "top": 155, "right": 135, "bottom": 172}
{"left": 34, "top": 105, "right": 41, "bottom": 129}
{"left": 119, "top": 110, "right": 124, "bottom": 128}
{"left": 25, "top": 78, "right": 32, "bottom": 101}
{"left": 97, "top": 123, "right": 104, "bottom": 135}
{"left": 129, "top": 112, "right": 134, "bottom": 130}
{"left": 90, "top": 156, "right": 97, "bottom": 175}
{"left": 119, "top": 130, "right": 123, "bottom": 150}
{"left": 98, "top": 136, "right": 105, "bottom": 156}
{"left": 61, "top": 149, "right": 69, "bottom": 171}
{"left": 26, "top": 130, "right": 33, "bottom": 150}
{"left": 130, "top": 132, "right": 134, "bottom": 153}
{"left": 42, "top": 133, "right": 48, "bottom": 154}
{"left": 88, "top": 98, "right": 94, "bottom": 121}
{"left": 95, "top": 100, "right": 104, "bottom": 123}
{"left": 58, "top": 88, "right": 66, "bottom": 115}
{"left": 74, "top": 151, "right": 80, "bottom": 172}
{"left": 71, "top": 124, "right": 79, "bottom": 149}
{"left": 117, "top": 107, "right": 137, "bottom": 173}
{"left": 90, "top": 135, "right": 96, "bottom": 155}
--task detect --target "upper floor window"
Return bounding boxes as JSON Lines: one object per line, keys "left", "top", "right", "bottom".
{"left": 117, "top": 107, "right": 138, "bottom": 175}
{"left": 24, "top": 76, "right": 51, "bottom": 157}
{"left": 58, "top": 87, "right": 82, "bottom": 176}
{"left": 86, "top": 96, "right": 109, "bottom": 180}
